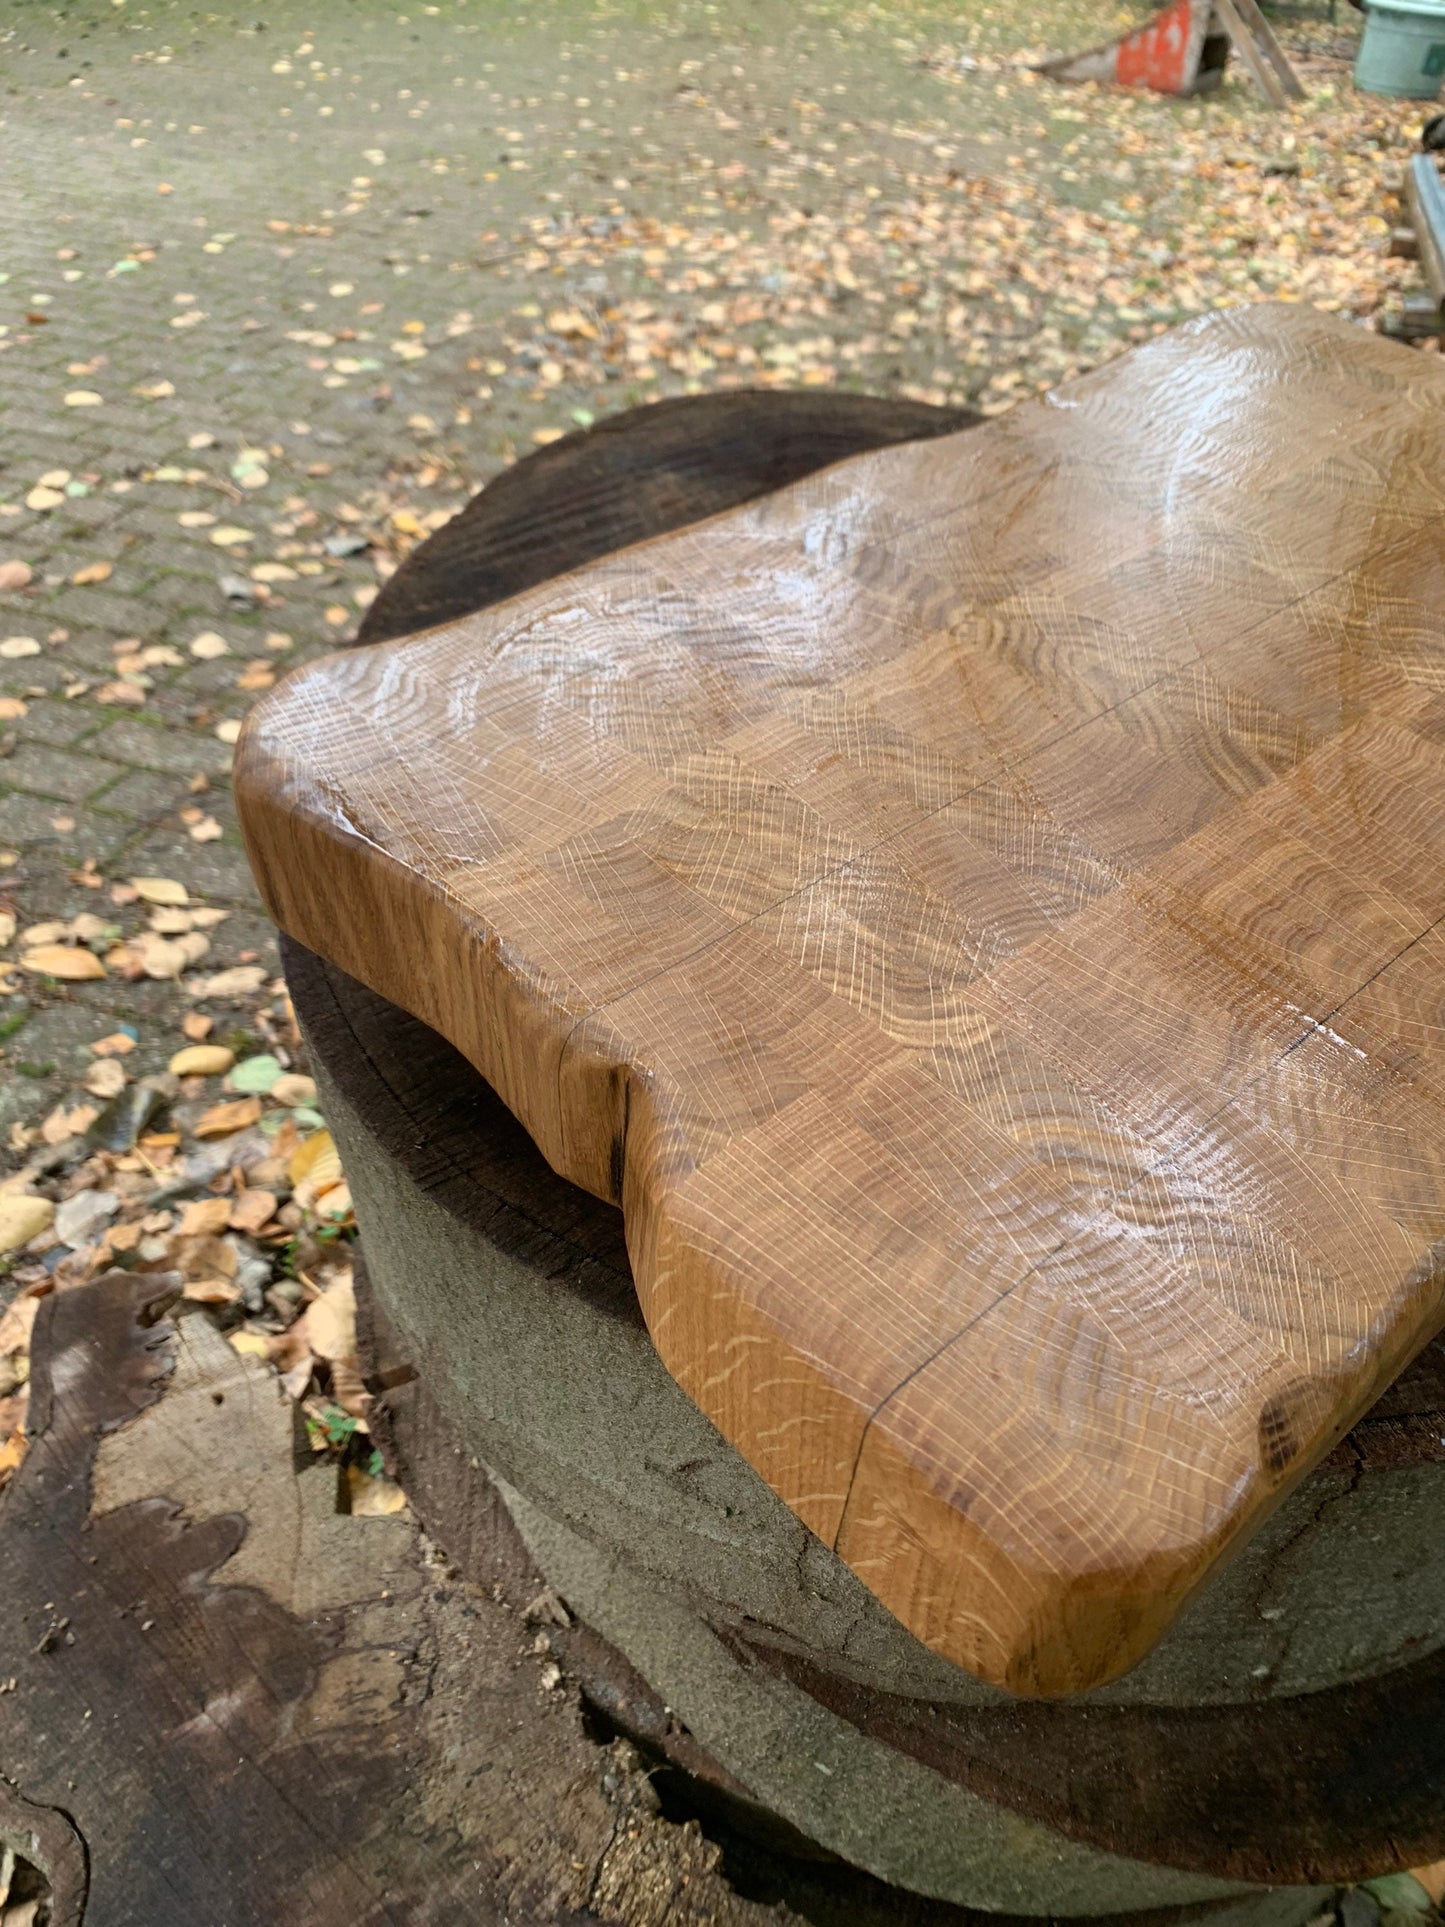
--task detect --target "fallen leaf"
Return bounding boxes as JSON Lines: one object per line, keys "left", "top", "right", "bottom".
{"left": 24, "top": 486, "right": 64, "bottom": 513}
{"left": 229, "top": 1187, "right": 278, "bottom": 1235}
{"left": 0, "top": 697, "right": 27, "bottom": 721}
{"left": 281, "top": 1357, "right": 315, "bottom": 1399}
{"left": 71, "top": 560, "right": 113, "bottom": 586}
{"left": 1362, "top": 1875, "right": 1433, "bottom": 1917}
{"left": 0, "top": 637, "right": 41, "bottom": 659}
{"left": 131, "top": 876, "right": 189, "bottom": 905}
{"left": 187, "top": 965, "right": 266, "bottom": 998}
{"left": 40, "top": 1102, "right": 98, "bottom": 1146}
{"left": 0, "top": 560, "right": 33, "bottom": 592}
{"left": 229, "top": 1330, "right": 272, "bottom": 1359}
{"left": 55, "top": 1186, "right": 120, "bottom": 1247}
{"left": 83, "top": 1058, "right": 127, "bottom": 1100}
{"left": 0, "top": 1429, "right": 28, "bottom": 1490}
{"left": 169, "top": 1043, "right": 235, "bottom": 1077}
{"left": 91, "top": 1031, "right": 137, "bottom": 1056}
{"left": 188, "top": 816, "right": 223, "bottom": 843}
{"left": 19, "top": 944, "right": 106, "bottom": 981}
{"left": 215, "top": 718, "right": 243, "bottom": 745}
{"left": 181, "top": 1012, "right": 214, "bottom": 1042}
{"left": 119, "top": 932, "right": 191, "bottom": 980}
{"left": 271, "top": 1072, "right": 318, "bottom": 1108}
{"left": 347, "top": 1465, "right": 407, "bottom": 1516}
{"left": 315, "top": 1180, "right": 353, "bottom": 1226}
{"left": 0, "top": 913, "right": 13, "bottom": 947}
{"left": 0, "top": 1291, "right": 40, "bottom": 1361}
{"left": 0, "top": 1194, "right": 54, "bottom": 1256}
{"left": 209, "top": 526, "right": 253, "bottom": 547}
{"left": 63, "top": 390, "right": 103, "bottom": 407}
{"left": 183, "top": 1275, "right": 241, "bottom": 1305}
{"left": 295, "top": 1268, "right": 364, "bottom": 1404}
{"left": 189, "top": 631, "right": 229, "bottom": 659}
{"left": 195, "top": 1095, "right": 263, "bottom": 1138}
{"left": 229, "top": 1053, "right": 282, "bottom": 1095}
{"left": 177, "top": 1196, "right": 232, "bottom": 1237}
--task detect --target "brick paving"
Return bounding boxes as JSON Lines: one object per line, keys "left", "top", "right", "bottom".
{"left": 0, "top": 0, "right": 1381, "bottom": 1151}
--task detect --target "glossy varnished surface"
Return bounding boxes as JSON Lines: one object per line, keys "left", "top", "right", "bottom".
{"left": 238, "top": 307, "right": 1445, "bottom": 1695}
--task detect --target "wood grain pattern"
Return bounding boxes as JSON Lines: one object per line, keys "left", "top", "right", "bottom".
{"left": 237, "top": 305, "right": 1445, "bottom": 1696}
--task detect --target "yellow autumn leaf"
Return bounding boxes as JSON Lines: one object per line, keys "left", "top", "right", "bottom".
{"left": 19, "top": 944, "right": 106, "bottom": 981}
{"left": 289, "top": 1126, "right": 339, "bottom": 1189}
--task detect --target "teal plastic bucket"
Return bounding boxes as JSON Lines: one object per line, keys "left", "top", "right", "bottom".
{"left": 1355, "top": 0, "right": 1445, "bottom": 97}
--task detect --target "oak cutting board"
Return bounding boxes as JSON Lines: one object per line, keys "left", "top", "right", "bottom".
{"left": 237, "top": 304, "right": 1445, "bottom": 1696}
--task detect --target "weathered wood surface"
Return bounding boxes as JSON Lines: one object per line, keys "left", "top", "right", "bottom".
{"left": 0, "top": 1270, "right": 832, "bottom": 1927}
{"left": 290, "top": 934, "right": 1445, "bottom": 1908}
{"left": 296, "top": 378, "right": 1445, "bottom": 1892}
{"left": 239, "top": 302, "right": 1445, "bottom": 1697}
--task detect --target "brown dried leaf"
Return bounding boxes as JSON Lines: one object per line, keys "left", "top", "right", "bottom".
{"left": 83, "top": 1057, "right": 127, "bottom": 1100}
{"left": 347, "top": 1465, "right": 406, "bottom": 1516}
{"left": 177, "top": 1196, "right": 232, "bottom": 1237}
{"left": 40, "top": 1103, "right": 98, "bottom": 1146}
{"left": 228, "top": 1187, "right": 278, "bottom": 1235}
{"left": 19, "top": 943, "right": 106, "bottom": 981}
{"left": 299, "top": 1268, "right": 355, "bottom": 1364}
{"left": 195, "top": 1096, "right": 263, "bottom": 1138}
{"left": 90, "top": 1031, "right": 137, "bottom": 1057}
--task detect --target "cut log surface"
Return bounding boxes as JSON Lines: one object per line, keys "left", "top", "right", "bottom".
{"left": 237, "top": 304, "right": 1445, "bottom": 1697}
{"left": 0, "top": 1271, "right": 833, "bottom": 1927}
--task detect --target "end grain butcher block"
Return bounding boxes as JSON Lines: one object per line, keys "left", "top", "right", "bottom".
{"left": 237, "top": 304, "right": 1445, "bottom": 1699}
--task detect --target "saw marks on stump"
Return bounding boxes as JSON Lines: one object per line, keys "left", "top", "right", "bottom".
{"left": 237, "top": 305, "right": 1445, "bottom": 1695}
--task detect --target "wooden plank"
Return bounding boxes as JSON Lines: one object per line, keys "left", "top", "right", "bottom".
{"left": 237, "top": 305, "right": 1445, "bottom": 1698}
{"left": 1407, "top": 153, "right": 1445, "bottom": 308}
{"left": 1211, "top": 0, "right": 1289, "bottom": 105}
{"left": 1223, "top": 0, "right": 1307, "bottom": 98}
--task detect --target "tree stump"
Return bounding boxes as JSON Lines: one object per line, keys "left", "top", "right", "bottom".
{"left": 240, "top": 309, "right": 1445, "bottom": 1700}
{"left": 0, "top": 1268, "right": 898, "bottom": 1925}
{"left": 275, "top": 387, "right": 1445, "bottom": 1919}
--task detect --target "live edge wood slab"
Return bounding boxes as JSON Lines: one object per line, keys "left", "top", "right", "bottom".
{"left": 237, "top": 304, "right": 1445, "bottom": 1698}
